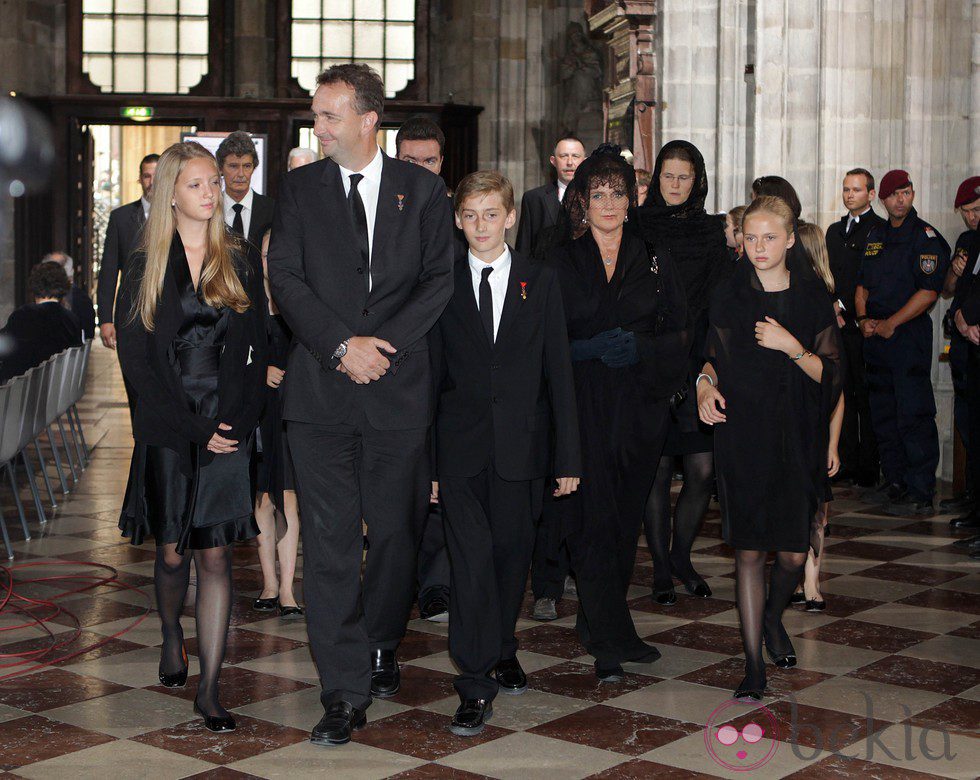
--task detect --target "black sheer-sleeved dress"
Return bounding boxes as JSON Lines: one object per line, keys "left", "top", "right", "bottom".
{"left": 705, "top": 263, "right": 842, "bottom": 553}
{"left": 255, "top": 312, "right": 295, "bottom": 509}
{"left": 118, "top": 234, "right": 268, "bottom": 553}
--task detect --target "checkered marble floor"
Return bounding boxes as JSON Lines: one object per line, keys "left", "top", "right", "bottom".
{"left": 0, "top": 344, "right": 977, "bottom": 779}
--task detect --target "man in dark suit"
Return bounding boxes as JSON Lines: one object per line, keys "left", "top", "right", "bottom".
{"left": 395, "top": 115, "right": 456, "bottom": 623}
{"left": 42, "top": 251, "right": 95, "bottom": 341}
{"left": 514, "top": 135, "right": 585, "bottom": 258}
{"left": 97, "top": 152, "right": 157, "bottom": 416}
{"left": 432, "top": 171, "right": 580, "bottom": 736}
{"left": 217, "top": 130, "right": 274, "bottom": 250}
{"left": 268, "top": 64, "right": 454, "bottom": 746}
{"left": 825, "top": 167, "right": 884, "bottom": 487}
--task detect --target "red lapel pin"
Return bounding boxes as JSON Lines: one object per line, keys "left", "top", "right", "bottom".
{"left": 520, "top": 281, "right": 527, "bottom": 300}
{"left": 396, "top": 194, "right": 405, "bottom": 212}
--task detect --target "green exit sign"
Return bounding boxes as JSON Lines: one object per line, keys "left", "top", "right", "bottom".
{"left": 121, "top": 106, "right": 154, "bottom": 120}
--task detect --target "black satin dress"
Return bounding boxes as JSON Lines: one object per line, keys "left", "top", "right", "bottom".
{"left": 119, "top": 258, "right": 259, "bottom": 550}
{"left": 255, "top": 312, "right": 295, "bottom": 509}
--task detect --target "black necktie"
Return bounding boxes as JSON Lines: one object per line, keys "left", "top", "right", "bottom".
{"left": 349, "top": 173, "right": 370, "bottom": 293}
{"left": 231, "top": 203, "right": 244, "bottom": 236}
{"left": 479, "top": 266, "right": 494, "bottom": 344}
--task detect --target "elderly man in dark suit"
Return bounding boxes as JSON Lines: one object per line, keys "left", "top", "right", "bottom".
{"left": 268, "top": 64, "right": 454, "bottom": 746}
{"left": 96, "top": 152, "right": 157, "bottom": 418}
{"left": 514, "top": 135, "right": 585, "bottom": 258}
{"left": 217, "top": 131, "right": 274, "bottom": 250}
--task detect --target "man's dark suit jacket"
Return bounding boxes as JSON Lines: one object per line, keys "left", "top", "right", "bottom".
{"left": 245, "top": 192, "right": 275, "bottom": 250}
{"left": 825, "top": 209, "right": 885, "bottom": 328}
{"left": 430, "top": 249, "right": 581, "bottom": 481}
{"left": 0, "top": 302, "right": 82, "bottom": 384}
{"left": 67, "top": 286, "right": 96, "bottom": 341}
{"left": 515, "top": 182, "right": 561, "bottom": 258}
{"left": 268, "top": 152, "right": 455, "bottom": 431}
{"left": 97, "top": 199, "right": 145, "bottom": 325}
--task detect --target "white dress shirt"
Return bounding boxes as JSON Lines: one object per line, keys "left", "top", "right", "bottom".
{"left": 339, "top": 146, "right": 384, "bottom": 291}
{"left": 846, "top": 206, "right": 872, "bottom": 235}
{"left": 140, "top": 196, "right": 150, "bottom": 219}
{"left": 558, "top": 181, "right": 568, "bottom": 203}
{"left": 223, "top": 188, "right": 254, "bottom": 238}
{"left": 468, "top": 246, "right": 512, "bottom": 341}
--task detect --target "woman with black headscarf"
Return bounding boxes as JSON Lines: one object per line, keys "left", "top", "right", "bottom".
{"left": 634, "top": 141, "right": 732, "bottom": 605}
{"left": 543, "top": 145, "right": 689, "bottom": 681}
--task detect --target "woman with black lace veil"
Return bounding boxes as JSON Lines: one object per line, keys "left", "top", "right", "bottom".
{"left": 541, "top": 146, "right": 689, "bottom": 681}
{"left": 634, "top": 140, "right": 733, "bottom": 605}
{"left": 696, "top": 196, "right": 842, "bottom": 700}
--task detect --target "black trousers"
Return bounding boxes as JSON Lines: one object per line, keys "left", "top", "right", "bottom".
{"left": 530, "top": 508, "right": 570, "bottom": 601}
{"left": 441, "top": 468, "right": 539, "bottom": 701}
{"left": 289, "top": 413, "right": 428, "bottom": 712}
{"left": 966, "top": 345, "right": 980, "bottom": 497}
{"left": 417, "top": 504, "right": 450, "bottom": 606}
{"left": 839, "top": 329, "right": 879, "bottom": 479}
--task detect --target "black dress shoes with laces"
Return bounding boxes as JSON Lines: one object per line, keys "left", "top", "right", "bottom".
{"left": 450, "top": 698, "right": 493, "bottom": 736}
{"left": 370, "top": 649, "right": 400, "bottom": 698}
{"left": 310, "top": 701, "right": 367, "bottom": 746}
{"left": 494, "top": 657, "right": 527, "bottom": 695}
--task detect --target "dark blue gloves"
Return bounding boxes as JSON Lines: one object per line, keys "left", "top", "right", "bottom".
{"left": 569, "top": 327, "right": 639, "bottom": 368}
{"left": 570, "top": 328, "right": 623, "bottom": 361}
{"left": 601, "top": 330, "right": 638, "bottom": 368}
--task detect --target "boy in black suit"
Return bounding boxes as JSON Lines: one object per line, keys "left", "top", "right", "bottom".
{"left": 431, "top": 171, "right": 581, "bottom": 736}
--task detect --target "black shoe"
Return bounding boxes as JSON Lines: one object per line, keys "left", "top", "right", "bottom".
{"left": 494, "top": 657, "right": 527, "bottom": 695}
{"left": 253, "top": 596, "right": 279, "bottom": 611}
{"left": 653, "top": 588, "right": 677, "bottom": 606}
{"left": 734, "top": 663, "right": 767, "bottom": 701}
{"left": 884, "top": 496, "right": 934, "bottom": 517}
{"left": 193, "top": 700, "right": 236, "bottom": 732}
{"left": 595, "top": 661, "right": 625, "bottom": 683}
{"left": 669, "top": 557, "right": 712, "bottom": 598}
{"left": 789, "top": 592, "right": 806, "bottom": 607}
{"left": 311, "top": 701, "right": 367, "bottom": 746}
{"left": 939, "top": 493, "right": 974, "bottom": 512}
{"left": 952, "top": 535, "right": 980, "bottom": 549}
{"left": 805, "top": 598, "right": 826, "bottom": 612}
{"left": 370, "top": 649, "right": 400, "bottom": 698}
{"left": 855, "top": 470, "right": 879, "bottom": 488}
{"left": 449, "top": 698, "right": 493, "bottom": 736}
{"left": 951, "top": 512, "right": 980, "bottom": 529}
{"left": 629, "top": 645, "right": 662, "bottom": 664}
{"left": 865, "top": 481, "right": 904, "bottom": 504}
{"left": 279, "top": 604, "right": 305, "bottom": 620}
{"left": 763, "top": 625, "right": 797, "bottom": 668}
{"left": 158, "top": 643, "right": 188, "bottom": 688}
{"left": 420, "top": 595, "right": 450, "bottom": 623}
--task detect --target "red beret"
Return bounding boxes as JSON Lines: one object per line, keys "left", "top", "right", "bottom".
{"left": 879, "top": 169, "right": 912, "bottom": 200}
{"left": 954, "top": 176, "right": 980, "bottom": 209}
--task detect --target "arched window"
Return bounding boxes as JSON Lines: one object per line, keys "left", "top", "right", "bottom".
{"left": 291, "top": 1, "right": 416, "bottom": 97}
{"left": 81, "top": 0, "right": 210, "bottom": 93}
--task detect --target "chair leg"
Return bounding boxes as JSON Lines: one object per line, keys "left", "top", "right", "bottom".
{"left": 32, "top": 439, "right": 58, "bottom": 510}
{"left": 66, "top": 408, "right": 86, "bottom": 471}
{"left": 57, "top": 416, "right": 79, "bottom": 483}
{"left": 71, "top": 404, "right": 91, "bottom": 464}
{"left": 45, "top": 425, "right": 70, "bottom": 495}
{"left": 6, "top": 461, "right": 31, "bottom": 541}
{"left": 0, "top": 505, "right": 13, "bottom": 560}
{"left": 20, "top": 450, "right": 47, "bottom": 526}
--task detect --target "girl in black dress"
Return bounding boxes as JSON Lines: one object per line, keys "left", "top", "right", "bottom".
{"left": 546, "top": 147, "right": 689, "bottom": 681}
{"left": 697, "top": 196, "right": 842, "bottom": 700}
{"left": 117, "top": 142, "right": 268, "bottom": 731}
{"left": 635, "top": 141, "right": 732, "bottom": 605}
{"left": 252, "top": 229, "right": 303, "bottom": 619}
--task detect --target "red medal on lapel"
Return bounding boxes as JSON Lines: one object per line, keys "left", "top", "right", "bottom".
{"left": 520, "top": 281, "right": 527, "bottom": 300}
{"left": 396, "top": 194, "right": 405, "bottom": 212}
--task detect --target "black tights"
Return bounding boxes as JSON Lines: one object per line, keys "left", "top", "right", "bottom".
{"left": 734, "top": 549, "right": 806, "bottom": 687}
{"left": 155, "top": 543, "right": 235, "bottom": 718}
{"left": 644, "top": 452, "right": 714, "bottom": 591}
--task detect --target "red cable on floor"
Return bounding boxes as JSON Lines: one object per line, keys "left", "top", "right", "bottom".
{"left": 0, "top": 560, "right": 152, "bottom": 680}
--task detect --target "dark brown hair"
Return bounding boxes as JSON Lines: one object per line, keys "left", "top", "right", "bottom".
{"left": 216, "top": 131, "right": 258, "bottom": 168}
{"left": 395, "top": 116, "right": 445, "bottom": 156}
{"left": 316, "top": 63, "right": 385, "bottom": 128}
{"left": 751, "top": 175, "right": 802, "bottom": 220}
{"left": 454, "top": 170, "right": 515, "bottom": 213}
{"left": 28, "top": 261, "right": 70, "bottom": 300}
{"left": 845, "top": 167, "right": 875, "bottom": 191}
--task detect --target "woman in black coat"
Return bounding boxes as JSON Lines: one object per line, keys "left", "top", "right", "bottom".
{"left": 117, "top": 142, "right": 268, "bottom": 732}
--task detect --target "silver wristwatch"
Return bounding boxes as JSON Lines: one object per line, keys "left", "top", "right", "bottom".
{"left": 333, "top": 339, "right": 350, "bottom": 359}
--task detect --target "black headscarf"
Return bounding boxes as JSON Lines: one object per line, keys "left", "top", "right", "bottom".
{"left": 634, "top": 140, "right": 731, "bottom": 324}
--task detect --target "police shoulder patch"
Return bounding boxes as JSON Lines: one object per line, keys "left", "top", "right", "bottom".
{"left": 920, "top": 254, "right": 938, "bottom": 274}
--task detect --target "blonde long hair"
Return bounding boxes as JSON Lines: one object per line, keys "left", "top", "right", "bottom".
{"left": 133, "top": 141, "right": 250, "bottom": 331}
{"left": 798, "top": 221, "right": 835, "bottom": 294}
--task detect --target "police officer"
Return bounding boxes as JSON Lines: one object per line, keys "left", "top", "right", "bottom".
{"left": 855, "top": 170, "right": 950, "bottom": 514}
{"left": 941, "top": 176, "right": 980, "bottom": 521}
{"left": 949, "top": 176, "right": 980, "bottom": 538}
